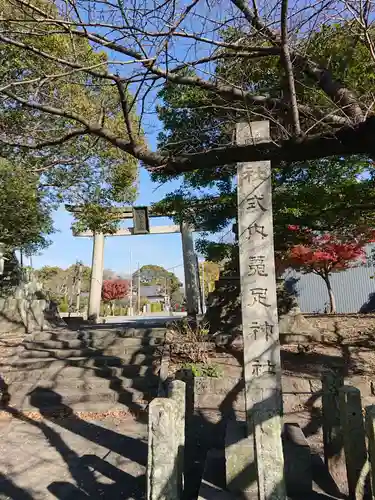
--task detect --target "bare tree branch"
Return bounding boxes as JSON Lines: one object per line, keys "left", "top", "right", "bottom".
{"left": 280, "top": 0, "right": 301, "bottom": 135}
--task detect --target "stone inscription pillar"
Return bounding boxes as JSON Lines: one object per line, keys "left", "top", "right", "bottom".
{"left": 236, "top": 121, "right": 286, "bottom": 500}
{"left": 88, "top": 232, "right": 105, "bottom": 321}
{"left": 181, "top": 222, "right": 200, "bottom": 317}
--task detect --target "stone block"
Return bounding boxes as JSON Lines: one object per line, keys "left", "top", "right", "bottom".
{"left": 168, "top": 379, "right": 186, "bottom": 496}
{"left": 322, "top": 371, "right": 344, "bottom": 477}
{"left": 253, "top": 409, "right": 286, "bottom": 500}
{"left": 147, "top": 398, "right": 179, "bottom": 500}
{"left": 225, "top": 419, "right": 257, "bottom": 499}
{"left": 282, "top": 423, "right": 312, "bottom": 496}
{"left": 365, "top": 405, "right": 375, "bottom": 500}
{"left": 339, "top": 386, "right": 369, "bottom": 500}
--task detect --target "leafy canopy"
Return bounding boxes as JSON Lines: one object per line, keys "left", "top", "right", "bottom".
{"left": 134, "top": 265, "right": 182, "bottom": 294}
{"left": 0, "top": 158, "right": 53, "bottom": 253}
{"left": 0, "top": 0, "right": 142, "bottom": 235}
{"left": 153, "top": 25, "right": 375, "bottom": 259}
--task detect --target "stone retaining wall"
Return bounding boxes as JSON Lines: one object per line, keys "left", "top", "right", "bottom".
{"left": 0, "top": 298, "right": 65, "bottom": 334}
{"left": 305, "top": 313, "right": 375, "bottom": 336}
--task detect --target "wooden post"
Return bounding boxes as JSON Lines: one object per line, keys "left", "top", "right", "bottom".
{"left": 236, "top": 121, "right": 286, "bottom": 500}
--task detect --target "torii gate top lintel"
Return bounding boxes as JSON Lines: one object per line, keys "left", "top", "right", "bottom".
{"left": 67, "top": 205, "right": 187, "bottom": 237}
{"left": 67, "top": 205, "right": 201, "bottom": 320}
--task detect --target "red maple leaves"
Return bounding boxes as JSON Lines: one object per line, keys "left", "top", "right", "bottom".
{"left": 101, "top": 279, "right": 129, "bottom": 302}
{"left": 287, "top": 233, "right": 366, "bottom": 274}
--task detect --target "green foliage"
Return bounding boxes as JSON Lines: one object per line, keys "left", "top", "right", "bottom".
{"left": 0, "top": 158, "right": 53, "bottom": 252}
{"left": 153, "top": 24, "right": 375, "bottom": 259}
{"left": 151, "top": 302, "right": 162, "bottom": 313}
{"left": 35, "top": 263, "right": 91, "bottom": 302}
{"left": 0, "top": 0, "right": 141, "bottom": 235}
{"left": 181, "top": 363, "right": 223, "bottom": 378}
{"left": 134, "top": 265, "right": 182, "bottom": 294}
{"left": 58, "top": 301, "right": 69, "bottom": 313}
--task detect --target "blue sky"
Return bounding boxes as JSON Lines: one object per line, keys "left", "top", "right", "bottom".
{"left": 30, "top": 3, "right": 223, "bottom": 283}
{"left": 32, "top": 168, "right": 188, "bottom": 282}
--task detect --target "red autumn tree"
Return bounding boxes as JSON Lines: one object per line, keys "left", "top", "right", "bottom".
{"left": 101, "top": 279, "right": 129, "bottom": 315}
{"left": 287, "top": 231, "right": 367, "bottom": 313}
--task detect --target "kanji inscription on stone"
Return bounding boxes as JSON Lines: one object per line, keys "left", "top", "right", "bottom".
{"left": 247, "top": 222, "right": 268, "bottom": 239}
{"left": 248, "top": 321, "right": 274, "bottom": 341}
{"left": 248, "top": 256, "right": 268, "bottom": 277}
{"left": 247, "top": 194, "right": 267, "bottom": 212}
{"left": 248, "top": 287, "right": 271, "bottom": 308}
{"left": 236, "top": 121, "right": 285, "bottom": 500}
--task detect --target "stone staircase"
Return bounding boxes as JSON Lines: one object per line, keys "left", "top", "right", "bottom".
{"left": 0, "top": 324, "right": 165, "bottom": 414}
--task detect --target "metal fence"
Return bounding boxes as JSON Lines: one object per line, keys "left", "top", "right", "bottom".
{"left": 283, "top": 265, "right": 375, "bottom": 313}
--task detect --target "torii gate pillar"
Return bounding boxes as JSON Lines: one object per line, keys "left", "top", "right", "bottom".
{"left": 181, "top": 222, "right": 201, "bottom": 317}
{"left": 88, "top": 232, "right": 105, "bottom": 322}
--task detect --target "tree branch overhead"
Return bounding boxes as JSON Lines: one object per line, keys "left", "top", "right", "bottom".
{"left": 0, "top": 0, "right": 373, "bottom": 174}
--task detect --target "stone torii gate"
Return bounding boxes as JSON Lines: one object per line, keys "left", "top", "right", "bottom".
{"left": 69, "top": 206, "right": 201, "bottom": 321}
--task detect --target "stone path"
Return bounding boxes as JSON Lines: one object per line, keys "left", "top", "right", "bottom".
{"left": 0, "top": 412, "right": 147, "bottom": 499}
{"left": 0, "top": 321, "right": 168, "bottom": 499}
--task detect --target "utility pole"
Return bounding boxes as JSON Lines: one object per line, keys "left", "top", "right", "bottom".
{"left": 137, "top": 262, "right": 141, "bottom": 314}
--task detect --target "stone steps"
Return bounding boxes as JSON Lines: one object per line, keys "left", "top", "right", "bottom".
{"left": 24, "top": 337, "right": 163, "bottom": 350}
{"left": 8, "top": 385, "right": 150, "bottom": 412}
{"left": 0, "top": 324, "right": 166, "bottom": 413}
{"left": 3, "top": 363, "right": 156, "bottom": 383}
{"left": 0, "top": 354, "right": 157, "bottom": 371}
{"left": 8, "top": 375, "right": 158, "bottom": 394}
{"left": 18, "top": 345, "right": 158, "bottom": 360}
{"left": 31, "top": 328, "right": 165, "bottom": 342}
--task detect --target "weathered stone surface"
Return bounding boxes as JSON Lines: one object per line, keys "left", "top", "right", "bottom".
{"left": 168, "top": 379, "right": 186, "bottom": 497}
{"left": 282, "top": 423, "right": 312, "bottom": 496}
{"left": 88, "top": 232, "right": 105, "bottom": 321}
{"left": 365, "top": 405, "right": 375, "bottom": 500}
{"left": 279, "top": 306, "right": 320, "bottom": 336}
{"left": 322, "top": 371, "right": 345, "bottom": 484}
{"left": 181, "top": 222, "right": 201, "bottom": 317}
{"left": 147, "top": 398, "right": 179, "bottom": 500}
{"left": 225, "top": 419, "right": 257, "bottom": 498}
{"left": 339, "top": 386, "right": 369, "bottom": 500}
{"left": 237, "top": 121, "right": 286, "bottom": 500}
{"left": 0, "top": 298, "right": 48, "bottom": 334}
{"left": 305, "top": 313, "right": 375, "bottom": 337}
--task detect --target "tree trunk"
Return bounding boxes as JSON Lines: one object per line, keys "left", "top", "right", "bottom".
{"left": 323, "top": 275, "right": 336, "bottom": 313}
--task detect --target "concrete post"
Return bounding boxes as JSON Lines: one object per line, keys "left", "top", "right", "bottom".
{"left": 147, "top": 398, "right": 179, "bottom": 500}
{"left": 236, "top": 121, "right": 286, "bottom": 500}
{"left": 88, "top": 232, "right": 104, "bottom": 321}
{"left": 168, "top": 379, "right": 186, "bottom": 496}
{"left": 181, "top": 222, "right": 200, "bottom": 317}
{"left": 339, "top": 386, "right": 368, "bottom": 500}
{"left": 365, "top": 406, "right": 375, "bottom": 500}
